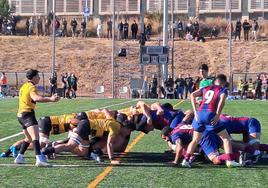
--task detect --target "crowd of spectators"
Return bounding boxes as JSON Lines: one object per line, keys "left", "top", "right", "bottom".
{"left": 237, "top": 74, "right": 268, "bottom": 100}
{"left": 234, "top": 19, "right": 260, "bottom": 41}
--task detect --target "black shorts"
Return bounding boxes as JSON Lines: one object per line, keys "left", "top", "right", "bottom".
{"left": 76, "top": 119, "right": 91, "bottom": 140}
{"left": 38, "top": 117, "right": 52, "bottom": 136}
{"left": 17, "top": 111, "right": 38, "bottom": 129}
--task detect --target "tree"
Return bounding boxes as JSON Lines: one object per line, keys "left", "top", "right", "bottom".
{"left": 0, "top": 0, "right": 11, "bottom": 18}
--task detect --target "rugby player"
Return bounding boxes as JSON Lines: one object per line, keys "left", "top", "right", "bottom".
{"left": 181, "top": 74, "right": 240, "bottom": 168}
{"left": 220, "top": 114, "right": 262, "bottom": 163}
{"left": 42, "top": 115, "right": 123, "bottom": 164}
{"left": 15, "top": 69, "right": 60, "bottom": 167}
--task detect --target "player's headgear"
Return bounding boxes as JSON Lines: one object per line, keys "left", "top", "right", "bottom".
{"left": 133, "top": 114, "right": 148, "bottom": 134}
{"left": 75, "top": 112, "right": 88, "bottom": 121}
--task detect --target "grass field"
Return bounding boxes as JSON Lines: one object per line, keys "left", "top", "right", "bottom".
{"left": 0, "top": 98, "right": 268, "bottom": 188}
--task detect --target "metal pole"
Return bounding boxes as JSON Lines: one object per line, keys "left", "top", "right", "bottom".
{"left": 112, "top": 0, "right": 115, "bottom": 98}
{"left": 140, "top": 0, "right": 145, "bottom": 82}
{"left": 51, "top": 0, "right": 56, "bottom": 74}
{"left": 228, "top": 0, "right": 232, "bottom": 91}
{"left": 171, "top": 0, "right": 174, "bottom": 82}
{"left": 162, "top": 0, "right": 168, "bottom": 83}
{"left": 85, "top": 0, "right": 88, "bottom": 23}
{"left": 262, "top": 0, "right": 265, "bottom": 19}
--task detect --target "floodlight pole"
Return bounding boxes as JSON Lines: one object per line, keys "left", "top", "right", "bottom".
{"left": 85, "top": 0, "right": 88, "bottom": 22}
{"left": 112, "top": 0, "right": 115, "bottom": 98}
{"left": 162, "top": 0, "right": 169, "bottom": 83}
{"left": 51, "top": 0, "right": 56, "bottom": 74}
{"left": 140, "top": 0, "right": 145, "bottom": 81}
{"left": 228, "top": 0, "right": 233, "bottom": 92}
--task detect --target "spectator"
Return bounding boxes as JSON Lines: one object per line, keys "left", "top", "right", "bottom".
{"left": 61, "top": 73, "right": 67, "bottom": 98}
{"left": 107, "top": 19, "right": 112, "bottom": 39}
{"left": 25, "top": 18, "right": 30, "bottom": 37}
{"left": 192, "top": 76, "right": 201, "bottom": 92}
{"left": 138, "top": 32, "right": 147, "bottom": 46}
{"left": 49, "top": 73, "right": 57, "bottom": 96}
{"left": 177, "top": 20, "right": 184, "bottom": 39}
{"left": 71, "top": 74, "right": 78, "bottom": 98}
{"left": 0, "top": 72, "right": 7, "bottom": 97}
{"left": 235, "top": 19, "right": 242, "bottom": 41}
{"left": 71, "top": 18, "right": 78, "bottom": 37}
{"left": 123, "top": 20, "right": 129, "bottom": 40}
{"left": 131, "top": 20, "right": 138, "bottom": 40}
{"left": 80, "top": 19, "right": 87, "bottom": 37}
{"left": 242, "top": 81, "right": 248, "bottom": 99}
{"left": 193, "top": 21, "right": 199, "bottom": 39}
{"left": 243, "top": 19, "right": 251, "bottom": 41}
{"left": 248, "top": 78, "right": 254, "bottom": 98}
{"left": 175, "top": 74, "right": 185, "bottom": 99}
{"left": 66, "top": 73, "right": 72, "bottom": 98}
{"left": 150, "top": 75, "right": 158, "bottom": 98}
{"left": 45, "top": 18, "right": 50, "bottom": 36}
{"left": 164, "top": 75, "right": 174, "bottom": 99}
{"left": 184, "top": 74, "right": 194, "bottom": 99}
{"left": 62, "top": 18, "right": 68, "bottom": 37}
{"left": 117, "top": 21, "right": 123, "bottom": 40}
{"left": 29, "top": 16, "right": 35, "bottom": 35}
{"left": 37, "top": 16, "right": 43, "bottom": 36}
{"left": 10, "top": 16, "right": 17, "bottom": 35}
{"left": 54, "top": 18, "right": 60, "bottom": 35}
{"left": 145, "top": 23, "right": 152, "bottom": 40}
{"left": 97, "top": 22, "right": 103, "bottom": 39}
{"left": 238, "top": 79, "right": 243, "bottom": 98}
{"left": 185, "top": 32, "right": 193, "bottom": 41}
{"left": 252, "top": 19, "right": 259, "bottom": 41}
{"left": 2, "top": 17, "right": 8, "bottom": 35}
{"left": 254, "top": 75, "right": 262, "bottom": 100}
{"left": 211, "top": 26, "right": 218, "bottom": 38}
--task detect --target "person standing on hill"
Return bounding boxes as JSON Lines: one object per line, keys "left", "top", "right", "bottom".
{"left": 117, "top": 21, "right": 123, "bottom": 40}
{"left": 243, "top": 19, "right": 251, "bottom": 41}
{"left": 37, "top": 16, "right": 43, "bottom": 36}
{"left": 71, "top": 18, "right": 78, "bottom": 37}
{"left": 29, "top": 17, "right": 35, "bottom": 35}
{"left": 131, "top": 20, "right": 138, "bottom": 40}
{"left": 14, "top": 69, "right": 60, "bottom": 167}
{"left": 62, "top": 18, "right": 68, "bottom": 37}
{"left": 123, "top": 20, "right": 129, "bottom": 40}
{"left": 0, "top": 72, "right": 7, "bottom": 97}
{"left": 252, "top": 19, "right": 259, "bottom": 42}
{"left": 107, "top": 19, "right": 112, "bottom": 39}
{"left": 80, "top": 19, "right": 87, "bottom": 37}
{"left": 61, "top": 73, "right": 67, "bottom": 98}
{"left": 49, "top": 73, "right": 57, "bottom": 96}
{"left": 254, "top": 75, "right": 262, "bottom": 100}
{"left": 235, "top": 19, "right": 242, "bottom": 41}
{"left": 66, "top": 73, "right": 72, "bottom": 98}
{"left": 175, "top": 74, "right": 185, "bottom": 99}
{"left": 25, "top": 18, "right": 30, "bottom": 37}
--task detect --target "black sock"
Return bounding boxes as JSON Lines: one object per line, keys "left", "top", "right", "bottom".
{"left": 4, "top": 148, "right": 12, "bottom": 156}
{"left": 19, "top": 141, "right": 30, "bottom": 155}
{"left": 42, "top": 147, "right": 55, "bottom": 155}
{"left": 32, "top": 140, "right": 41, "bottom": 155}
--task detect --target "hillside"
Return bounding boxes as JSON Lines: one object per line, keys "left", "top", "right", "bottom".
{"left": 0, "top": 36, "right": 267, "bottom": 97}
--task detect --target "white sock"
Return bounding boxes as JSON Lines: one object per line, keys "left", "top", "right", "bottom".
{"left": 17, "top": 154, "right": 24, "bottom": 158}
{"left": 36, "top": 155, "right": 43, "bottom": 161}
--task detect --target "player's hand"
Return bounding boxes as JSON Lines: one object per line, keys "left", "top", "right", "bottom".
{"left": 156, "top": 109, "right": 164, "bottom": 115}
{"left": 50, "top": 94, "right": 60, "bottom": 102}
{"left": 110, "top": 160, "right": 120, "bottom": 165}
{"left": 211, "top": 114, "right": 220, "bottom": 126}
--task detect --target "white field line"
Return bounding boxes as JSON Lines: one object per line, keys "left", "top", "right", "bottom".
{"left": 0, "top": 99, "right": 138, "bottom": 143}
{"left": 0, "top": 163, "right": 97, "bottom": 167}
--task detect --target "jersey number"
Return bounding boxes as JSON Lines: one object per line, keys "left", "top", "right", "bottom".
{"left": 204, "top": 90, "right": 215, "bottom": 104}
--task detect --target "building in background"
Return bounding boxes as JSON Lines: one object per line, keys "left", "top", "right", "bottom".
{"left": 8, "top": 0, "right": 268, "bottom": 20}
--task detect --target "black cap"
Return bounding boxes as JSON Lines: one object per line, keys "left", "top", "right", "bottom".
{"left": 26, "top": 69, "right": 39, "bottom": 80}
{"left": 75, "top": 112, "right": 88, "bottom": 121}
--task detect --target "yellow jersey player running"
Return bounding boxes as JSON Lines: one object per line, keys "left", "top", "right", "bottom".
{"left": 15, "top": 69, "right": 60, "bottom": 167}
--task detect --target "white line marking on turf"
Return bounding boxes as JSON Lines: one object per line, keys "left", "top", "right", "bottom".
{"left": 0, "top": 99, "right": 138, "bottom": 143}
{"left": 0, "top": 163, "right": 96, "bottom": 167}
{"left": 0, "top": 132, "right": 23, "bottom": 142}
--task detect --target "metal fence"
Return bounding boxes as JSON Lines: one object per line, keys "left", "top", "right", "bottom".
{"left": 0, "top": 72, "right": 51, "bottom": 96}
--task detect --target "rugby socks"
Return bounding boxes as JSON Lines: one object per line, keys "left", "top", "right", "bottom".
{"left": 3, "top": 148, "right": 12, "bottom": 157}
{"left": 217, "top": 153, "right": 232, "bottom": 163}
{"left": 184, "top": 153, "right": 192, "bottom": 161}
{"left": 259, "top": 144, "right": 268, "bottom": 152}
{"left": 19, "top": 141, "right": 30, "bottom": 155}
{"left": 32, "top": 140, "right": 41, "bottom": 155}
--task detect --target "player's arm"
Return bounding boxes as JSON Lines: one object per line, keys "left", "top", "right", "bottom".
{"left": 136, "top": 101, "right": 153, "bottom": 125}
{"left": 173, "top": 139, "right": 183, "bottom": 164}
{"left": 101, "top": 109, "right": 115, "bottom": 119}
{"left": 211, "top": 93, "right": 227, "bottom": 125}
{"left": 150, "top": 102, "right": 164, "bottom": 115}
{"left": 107, "top": 135, "right": 118, "bottom": 164}
{"left": 30, "top": 91, "right": 60, "bottom": 103}
{"left": 190, "top": 89, "right": 202, "bottom": 120}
